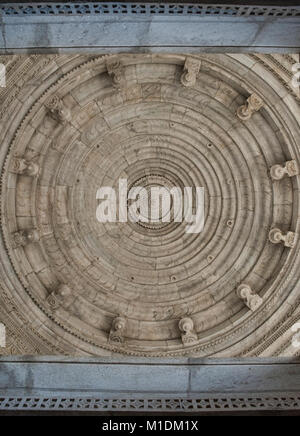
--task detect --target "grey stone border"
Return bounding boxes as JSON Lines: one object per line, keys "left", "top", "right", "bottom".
{"left": 0, "top": 3, "right": 300, "bottom": 53}
{"left": 1, "top": 357, "right": 300, "bottom": 412}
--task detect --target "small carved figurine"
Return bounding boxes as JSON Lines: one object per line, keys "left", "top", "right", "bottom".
{"left": 236, "top": 93, "right": 264, "bottom": 121}
{"left": 13, "top": 229, "right": 40, "bottom": 248}
{"left": 237, "top": 284, "right": 263, "bottom": 311}
{"left": 270, "top": 160, "right": 299, "bottom": 180}
{"left": 109, "top": 316, "right": 126, "bottom": 344}
{"left": 179, "top": 317, "right": 198, "bottom": 346}
{"left": 11, "top": 158, "right": 39, "bottom": 176}
{"left": 180, "top": 57, "right": 201, "bottom": 87}
{"left": 45, "top": 95, "right": 71, "bottom": 124}
{"left": 269, "top": 228, "right": 296, "bottom": 248}
{"left": 106, "top": 58, "right": 126, "bottom": 90}
{"left": 46, "top": 284, "right": 72, "bottom": 311}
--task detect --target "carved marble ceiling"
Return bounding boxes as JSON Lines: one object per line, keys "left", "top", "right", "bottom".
{"left": 0, "top": 53, "right": 299, "bottom": 357}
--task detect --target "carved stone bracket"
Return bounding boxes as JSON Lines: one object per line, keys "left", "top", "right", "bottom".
{"left": 236, "top": 93, "right": 264, "bottom": 121}
{"left": 180, "top": 57, "right": 201, "bottom": 87}
{"left": 12, "top": 229, "right": 40, "bottom": 248}
{"left": 45, "top": 95, "right": 71, "bottom": 124}
{"left": 178, "top": 317, "right": 198, "bottom": 346}
{"left": 109, "top": 317, "right": 126, "bottom": 344}
{"left": 270, "top": 160, "right": 299, "bottom": 180}
{"left": 106, "top": 58, "right": 126, "bottom": 90}
{"left": 10, "top": 158, "right": 39, "bottom": 177}
{"left": 46, "top": 284, "right": 72, "bottom": 311}
{"left": 237, "top": 284, "right": 263, "bottom": 311}
{"left": 269, "top": 228, "right": 296, "bottom": 248}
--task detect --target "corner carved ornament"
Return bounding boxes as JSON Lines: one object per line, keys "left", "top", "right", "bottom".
{"left": 237, "top": 284, "right": 263, "bottom": 312}
{"left": 10, "top": 158, "right": 39, "bottom": 177}
{"left": 180, "top": 57, "right": 202, "bottom": 87}
{"left": 269, "top": 228, "right": 296, "bottom": 248}
{"left": 236, "top": 93, "right": 264, "bottom": 121}
{"left": 179, "top": 317, "right": 198, "bottom": 346}
{"left": 270, "top": 160, "right": 299, "bottom": 180}
{"left": 45, "top": 95, "right": 71, "bottom": 124}
{"left": 109, "top": 317, "right": 127, "bottom": 344}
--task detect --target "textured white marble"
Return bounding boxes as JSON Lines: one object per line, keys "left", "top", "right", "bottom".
{"left": 0, "top": 324, "right": 6, "bottom": 348}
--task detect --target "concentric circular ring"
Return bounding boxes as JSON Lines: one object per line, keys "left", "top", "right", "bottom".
{"left": 0, "top": 54, "right": 300, "bottom": 357}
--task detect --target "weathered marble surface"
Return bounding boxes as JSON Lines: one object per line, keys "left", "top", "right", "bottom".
{"left": 0, "top": 53, "right": 299, "bottom": 358}
{"left": 1, "top": 356, "right": 300, "bottom": 396}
